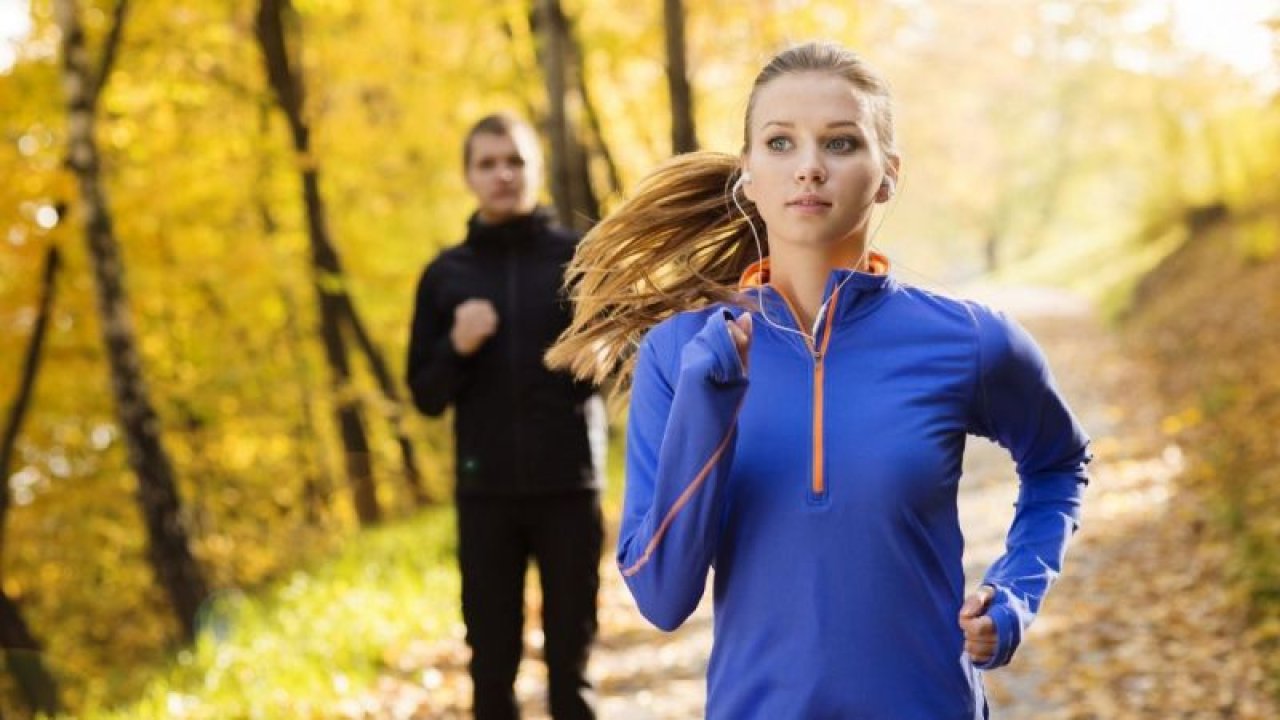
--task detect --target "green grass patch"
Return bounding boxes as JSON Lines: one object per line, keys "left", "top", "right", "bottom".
{"left": 65, "top": 433, "right": 629, "bottom": 720}
{"left": 72, "top": 507, "right": 461, "bottom": 720}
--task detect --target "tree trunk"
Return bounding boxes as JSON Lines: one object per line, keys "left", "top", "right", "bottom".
{"left": 0, "top": 247, "right": 59, "bottom": 571}
{"left": 0, "top": 247, "right": 63, "bottom": 716}
{"left": 0, "top": 593, "right": 60, "bottom": 717}
{"left": 532, "top": 0, "right": 599, "bottom": 230}
{"left": 535, "top": 0, "right": 572, "bottom": 226}
{"left": 338, "top": 299, "right": 432, "bottom": 507}
{"left": 54, "top": 0, "right": 209, "bottom": 642}
{"left": 301, "top": 169, "right": 381, "bottom": 525}
{"left": 255, "top": 0, "right": 382, "bottom": 524}
{"left": 500, "top": 14, "right": 618, "bottom": 203}
{"left": 571, "top": 44, "right": 623, "bottom": 198}
{"left": 568, "top": 133, "right": 599, "bottom": 227}
{"left": 280, "top": 280, "right": 334, "bottom": 523}
{"left": 663, "top": 0, "right": 698, "bottom": 154}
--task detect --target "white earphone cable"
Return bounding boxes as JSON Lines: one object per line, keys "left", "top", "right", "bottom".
{"left": 730, "top": 173, "right": 898, "bottom": 346}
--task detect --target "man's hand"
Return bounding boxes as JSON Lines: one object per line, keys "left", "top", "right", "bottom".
{"left": 958, "top": 585, "right": 998, "bottom": 664}
{"left": 450, "top": 299, "right": 498, "bottom": 356}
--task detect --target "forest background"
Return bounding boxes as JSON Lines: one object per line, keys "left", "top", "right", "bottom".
{"left": 1, "top": 0, "right": 1278, "bottom": 717}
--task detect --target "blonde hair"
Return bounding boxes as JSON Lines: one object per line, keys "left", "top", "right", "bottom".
{"left": 545, "top": 42, "right": 895, "bottom": 392}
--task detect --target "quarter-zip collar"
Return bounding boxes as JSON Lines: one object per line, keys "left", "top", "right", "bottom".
{"left": 737, "top": 252, "right": 897, "bottom": 336}
{"left": 737, "top": 252, "right": 896, "bottom": 501}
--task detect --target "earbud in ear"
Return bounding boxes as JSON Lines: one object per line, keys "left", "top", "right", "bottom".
{"left": 741, "top": 170, "right": 752, "bottom": 184}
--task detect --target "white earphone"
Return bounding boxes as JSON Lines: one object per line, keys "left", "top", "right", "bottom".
{"left": 741, "top": 170, "right": 752, "bottom": 184}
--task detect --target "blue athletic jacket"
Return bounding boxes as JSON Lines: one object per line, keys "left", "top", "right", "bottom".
{"left": 618, "top": 257, "right": 1091, "bottom": 719}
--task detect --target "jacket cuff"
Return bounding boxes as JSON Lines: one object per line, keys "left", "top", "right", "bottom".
{"left": 436, "top": 333, "right": 467, "bottom": 363}
{"left": 973, "top": 598, "right": 1023, "bottom": 670}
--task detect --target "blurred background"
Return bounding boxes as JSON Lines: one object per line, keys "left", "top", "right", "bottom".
{"left": 1, "top": 0, "right": 1277, "bottom": 717}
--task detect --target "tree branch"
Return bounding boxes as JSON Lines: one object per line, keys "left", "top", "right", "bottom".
{"left": 1, "top": 246, "right": 62, "bottom": 526}
{"left": 91, "top": 0, "right": 131, "bottom": 108}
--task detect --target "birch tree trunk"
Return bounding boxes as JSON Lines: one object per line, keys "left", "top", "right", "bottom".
{"left": 54, "top": 0, "right": 209, "bottom": 642}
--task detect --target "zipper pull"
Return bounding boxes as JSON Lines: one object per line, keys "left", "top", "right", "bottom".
{"left": 810, "top": 301, "right": 830, "bottom": 362}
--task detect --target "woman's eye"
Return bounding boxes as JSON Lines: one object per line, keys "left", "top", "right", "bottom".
{"left": 766, "top": 137, "right": 791, "bottom": 152}
{"left": 827, "top": 137, "right": 858, "bottom": 152}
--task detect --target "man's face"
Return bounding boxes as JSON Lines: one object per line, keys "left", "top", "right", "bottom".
{"left": 465, "top": 130, "right": 540, "bottom": 224}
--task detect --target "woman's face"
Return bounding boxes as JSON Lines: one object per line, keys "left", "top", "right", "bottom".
{"left": 742, "top": 72, "right": 895, "bottom": 254}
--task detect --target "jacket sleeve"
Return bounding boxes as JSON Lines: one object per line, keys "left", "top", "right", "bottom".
{"left": 618, "top": 310, "right": 749, "bottom": 631}
{"left": 405, "top": 264, "right": 470, "bottom": 417}
{"left": 967, "top": 306, "right": 1092, "bottom": 670}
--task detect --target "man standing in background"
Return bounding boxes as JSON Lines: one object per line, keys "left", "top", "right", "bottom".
{"left": 406, "top": 113, "right": 604, "bottom": 719}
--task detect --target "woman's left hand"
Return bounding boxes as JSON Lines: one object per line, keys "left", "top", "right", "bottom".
{"left": 957, "top": 585, "right": 997, "bottom": 663}
{"left": 726, "top": 312, "right": 753, "bottom": 372}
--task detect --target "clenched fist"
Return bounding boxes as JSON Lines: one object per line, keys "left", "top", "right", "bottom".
{"left": 958, "top": 585, "right": 997, "bottom": 664}
{"left": 450, "top": 299, "right": 498, "bottom": 356}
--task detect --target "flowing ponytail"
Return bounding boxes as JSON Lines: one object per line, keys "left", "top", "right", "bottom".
{"left": 545, "top": 151, "right": 762, "bottom": 392}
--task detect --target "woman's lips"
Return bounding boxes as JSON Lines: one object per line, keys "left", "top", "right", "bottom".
{"left": 787, "top": 194, "right": 831, "bottom": 212}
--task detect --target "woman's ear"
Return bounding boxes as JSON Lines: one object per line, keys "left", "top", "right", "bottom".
{"left": 876, "top": 176, "right": 894, "bottom": 203}
{"left": 876, "top": 154, "right": 901, "bottom": 203}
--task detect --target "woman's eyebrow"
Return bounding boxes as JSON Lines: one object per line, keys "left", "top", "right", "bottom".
{"left": 759, "top": 120, "right": 863, "bottom": 130}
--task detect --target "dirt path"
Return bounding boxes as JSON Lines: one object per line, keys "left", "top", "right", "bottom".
{"left": 352, "top": 286, "right": 1275, "bottom": 719}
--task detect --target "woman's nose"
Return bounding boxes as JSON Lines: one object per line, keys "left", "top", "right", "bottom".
{"left": 795, "top": 157, "right": 826, "bottom": 183}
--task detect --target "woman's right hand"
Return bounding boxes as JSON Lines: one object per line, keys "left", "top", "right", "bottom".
{"left": 727, "top": 312, "right": 753, "bottom": 371}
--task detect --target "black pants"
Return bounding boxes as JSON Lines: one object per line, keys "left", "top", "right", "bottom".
{"left": 457, "top": 491, "right": 603, "bottom": 720}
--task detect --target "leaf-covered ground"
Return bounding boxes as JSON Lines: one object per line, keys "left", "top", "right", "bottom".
{"left": 963, "top": 285, "right": 1275, "bottom": 719}
{"left": 347, "top": 285, "right": 1276, "bottom": 719}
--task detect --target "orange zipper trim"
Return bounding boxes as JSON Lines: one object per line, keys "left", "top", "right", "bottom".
{"left": 811, "top": 288, "right": 840, "bottom": 497}
{"left": 773, "top": 287, "right": 841, "bottom": 498}
{"left": 620, "top": 397, "right": 745, "bottom": 578}
{"left": 738, "top": 257, "right": 890, "bottom": 498}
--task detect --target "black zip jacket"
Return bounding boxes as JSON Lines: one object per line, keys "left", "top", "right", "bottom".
{"left": 406, "top": 208, "right": 602, "bottom": 496}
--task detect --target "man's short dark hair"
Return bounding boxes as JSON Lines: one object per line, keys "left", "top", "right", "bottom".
{"left": 463, "top": 113, "right": 535, "bottom": 170}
